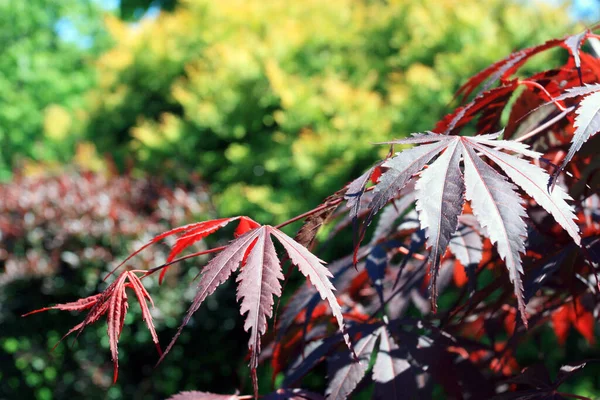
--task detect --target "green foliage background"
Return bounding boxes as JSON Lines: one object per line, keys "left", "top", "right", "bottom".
{"left": 2, "top": 0, "right": 598, "bottom": 399}
{"left": 0, "top": 0, "right": 109, "bottom": 180}
{"left": 80, "top": 0, "right": 571, "bottom": 223}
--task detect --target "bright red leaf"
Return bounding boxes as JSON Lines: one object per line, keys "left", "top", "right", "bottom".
{"left": 24, "top": 270, "right": 161, "bottom": 383}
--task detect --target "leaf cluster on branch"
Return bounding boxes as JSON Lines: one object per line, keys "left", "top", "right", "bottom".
{"left": 26, "top": 28, "right": 600, "bottom": 399}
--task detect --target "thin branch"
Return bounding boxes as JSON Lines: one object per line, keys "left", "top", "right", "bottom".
{"left": 513, "top": 106, "right": 574, "bottom": 143}
{"left": 142, "top": 247, "right": 225, "bottom": 277}
{"left": 518, "top": 80, "right": 567, "bottom": 112}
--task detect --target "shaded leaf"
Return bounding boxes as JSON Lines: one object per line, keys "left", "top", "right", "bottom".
{"left": 435, "top": 82, "right": 520, "bottom": 135}
{"left": 373, "top": 326, "right": 417, "bottom": 400}
{"left": 493, "top": 362, "right": 590, "bottom": 400}
{"left": 283, "top": 337, "right": 337, "bottom": 387}
{"left": 326, "top": 326, "right": 379, "bottom": 400}
{"left": 366, "top": 244, "right": 388, "bottom": 303}
{"left": 552, "top": 297, "right": 595, "bottom": 345}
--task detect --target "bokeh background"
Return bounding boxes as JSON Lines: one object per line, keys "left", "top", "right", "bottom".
{"left": 0, "top": 1, "right": 598, "bottom": 399}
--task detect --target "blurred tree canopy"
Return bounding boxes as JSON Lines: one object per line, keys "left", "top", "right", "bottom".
{"left": 120, "top": 0, "right": 178, "bottom": 19}
{"left": 0, "top": 0, "right": 109, "bottom": 180}
{"left": 81, "top": 0, "right": 574, "bottom": 224}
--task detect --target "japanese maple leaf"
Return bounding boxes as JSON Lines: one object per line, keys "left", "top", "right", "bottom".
{"left": 23, "top": 270, "right": 161, "bottom": 383}
{"left": 144, "top": 219, "right": 351, "bottom": 398}
{"left": 456, "top": 30, "right": 589, "bottom": 101}
{"left": 368, "top": 131, "right": 581, "bottom": 323}
{"left": 109, "top": 216, "right": 258, "bottom": 283}
{"left": 543, "top": 83, "right": 600, "bottom": 181}
{"left": 551, "top": 297, "right": 595, "bottom": 346}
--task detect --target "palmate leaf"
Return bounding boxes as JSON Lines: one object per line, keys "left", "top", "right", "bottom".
{"left": 24, "top": 270, "right": 161, "bottom": 383}
{"left": 456, "top": 31, "right": 589, "bottom": 101}
{"left": 364, "top": 133, "right": 580, "bottom": 323}
{"left": 151, "top": 221, "right": 350, "bottom": 398}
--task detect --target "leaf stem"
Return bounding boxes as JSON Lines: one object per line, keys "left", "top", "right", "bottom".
{"left": 273, "top": 186, "right": 375, "bottom": 230}
{"left": 517, "top": 80, "right": 567, "bottom": 112}
{"left": 143, "top": 247, "right": 226, "bottom": 277}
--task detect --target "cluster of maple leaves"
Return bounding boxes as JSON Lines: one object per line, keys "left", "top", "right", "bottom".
{"left": 26, "top": 27, "right": 600, "bottom": 399}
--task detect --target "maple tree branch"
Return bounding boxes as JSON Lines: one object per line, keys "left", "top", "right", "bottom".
{"left": 143, "top": 247, "right": 226, "bottom": 277}
{"left": 273, "top": 186, "right": 375, "bottom": 230}
{"left": 273, "top": 202, "right": 342, "bottom": 230}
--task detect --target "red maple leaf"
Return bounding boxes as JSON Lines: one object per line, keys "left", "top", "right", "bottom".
{"left": 24, "top": 270, "right": 161, "bottom": 383}
{"left": 551, "top": 297, "right": 595, "bottom": 345}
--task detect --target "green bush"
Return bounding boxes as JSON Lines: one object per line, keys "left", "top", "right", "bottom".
{"left": 0, "top": 170, "right": 248, "bottom": 398}
{"left": 82, "top": 0, "right": 575, "bottom": 223}
{"left": 0, "top": 0, "right": 108, "bottom": 180}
